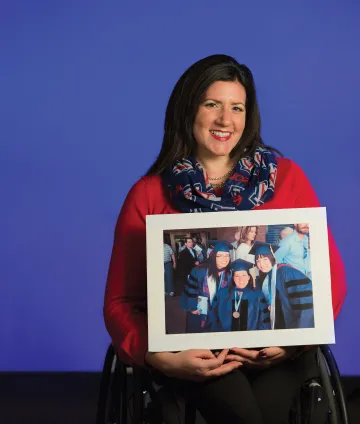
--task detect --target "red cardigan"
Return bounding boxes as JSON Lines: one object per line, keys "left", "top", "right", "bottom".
{"left": 103, "top": 158, "right": 347, "bottom": 366}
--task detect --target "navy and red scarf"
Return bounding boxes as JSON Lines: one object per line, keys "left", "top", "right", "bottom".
{"left": 164, "top": 147, "right": 278, "bottom": 213}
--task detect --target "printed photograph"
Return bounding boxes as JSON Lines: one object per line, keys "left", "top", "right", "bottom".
{"left": 163, "top": 224, "right": 313, "bottom": 335}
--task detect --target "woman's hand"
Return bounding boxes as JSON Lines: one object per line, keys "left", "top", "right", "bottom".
{"left": 145, "top": 349, "right": 242, "bottom": 381}
{"left": 190, "top": 310, "right": 200, "bottom": 315}
{"left": 226, "top": 346, "right": 297, "bottom": 369}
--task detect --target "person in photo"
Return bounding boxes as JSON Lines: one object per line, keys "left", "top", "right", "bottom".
{"left": 177, "top": 237, "right": 199, "bottom": 291}
{"left": 234, "top": 226, "right": 258, "bottom": 263}
{"left": 274, "top": 223, "right": 311, "bottom": 277}
{"left": 163, "top": 238, "right": 176, "bottom": 296}
{"left": 180, "top": 241, "right": 233, "bottom": 333}
{"left": 250, "top": 241, "right": 314, "bottom": 330}
{"left": 207, "top": 259, "right": 270, "bottom": 332}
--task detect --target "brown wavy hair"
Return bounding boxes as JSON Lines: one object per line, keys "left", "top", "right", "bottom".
{"left": 236, "top": 226, "right": 259, "bottom": 248}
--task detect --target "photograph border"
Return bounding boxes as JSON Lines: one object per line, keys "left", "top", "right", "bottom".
{"left": 146, "top": 207, "right": 334, "bottom": 352}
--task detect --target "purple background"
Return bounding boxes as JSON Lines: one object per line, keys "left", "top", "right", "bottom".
{"left": 1, "top": 1, "right": 359, "bottom": 373}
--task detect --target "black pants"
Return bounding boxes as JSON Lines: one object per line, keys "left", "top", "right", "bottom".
{"left": 153, "top": 348, "right": 319, "bottom": 424}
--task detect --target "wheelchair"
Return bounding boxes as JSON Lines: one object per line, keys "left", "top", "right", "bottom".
{"left": 96, "top": 344, "right": 349, "bottom": 424}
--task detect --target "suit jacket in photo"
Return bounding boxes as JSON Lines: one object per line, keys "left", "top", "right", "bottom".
{"left": 178, "top": 247, "right": 198, "bottom": 278}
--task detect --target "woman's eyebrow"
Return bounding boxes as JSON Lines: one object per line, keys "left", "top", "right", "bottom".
{"left": 203, "top": 98, "right": 245, "bottom": 106}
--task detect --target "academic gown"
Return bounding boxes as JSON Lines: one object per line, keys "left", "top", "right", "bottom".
{"left": 206, "top": 286, "right": 271, "bottom": 332}
{"left": 180, "top": 266, "right": 231, "bottom": 333}
{"left": 262, "top": 263, "right": 314, "bottom": 329}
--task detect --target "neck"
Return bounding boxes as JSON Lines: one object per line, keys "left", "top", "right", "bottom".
{"left": 196, "top": 152, "right": 234, "bottom": 179}
{"left": 296, "top": 231, "right": 305, "bottom": 240}
{"left": 245, "top": 240, "right": 252, "bottom": 247}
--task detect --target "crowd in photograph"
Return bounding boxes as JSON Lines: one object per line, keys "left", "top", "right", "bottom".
{"left": 163, "top": 224, "right": 313, "bottom": 333}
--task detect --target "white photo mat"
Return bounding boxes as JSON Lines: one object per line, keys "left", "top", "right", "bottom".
{"left": 146, "top": 207, "right": 334, "bottom": 352}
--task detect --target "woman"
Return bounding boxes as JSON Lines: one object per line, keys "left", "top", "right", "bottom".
{"left": 104, "top": 54, "right": 346, "bottom": 424}
{"left": 234, "top": 226, "right": 258, "bottom": 263}
{"left": 250, "top": 241, "right": 314, "bottom": 330}
{"left": 207, "top": 259, "right": 270, "bottom": 332}
{"left": 181, "top": 241, "right": 232, "bottom": 333}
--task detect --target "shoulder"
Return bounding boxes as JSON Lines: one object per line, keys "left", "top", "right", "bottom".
{"left": 124, "top": 176, "right": 159, "bottom": 202}
{"left": 277, "top": 157, "right": 305, "bottom": 177}
{"left": 190, "top": 266, "right": 207, "bottom": 278}
{"left": 277, "top": 157, "right": 315, "bottom": 187}
{"left": 124, "top": 175, "right": 177, "bottom": 215}
{"left": 278, "top": 231, "right": 293, "bottom": 246}
{"left": 119, "top": 176, "right": 163, "bottom": 218}
{"left": 133, "top": 175, "right": 164, "bottom": 193}
{"left": 275, "top": 157, "right": 320, "bottom": 206}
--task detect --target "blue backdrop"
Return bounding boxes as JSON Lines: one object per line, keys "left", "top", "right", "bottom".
{"left": 2, "top": 1, "right": 359, "bottom": 373}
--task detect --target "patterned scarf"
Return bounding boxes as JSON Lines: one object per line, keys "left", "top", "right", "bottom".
{"left": 164, "top": 147, "right": 278, "bottom": 212}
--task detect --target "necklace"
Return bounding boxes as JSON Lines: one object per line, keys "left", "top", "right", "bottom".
{"left": 208, "top": 165, "right": 236, "bottom": 181}
{"left": 212, "top": 181, "right": 226, "bottom": 188}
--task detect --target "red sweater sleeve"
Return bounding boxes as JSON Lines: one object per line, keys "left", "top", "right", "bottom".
{"left": 103, "top": 178, "right": 149, "bottom": 366}
{"left": 289, "top": 160, "right": 347, "bottom": 319}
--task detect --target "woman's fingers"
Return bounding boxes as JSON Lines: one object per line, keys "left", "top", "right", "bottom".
{"left": 204, "top": 361, "right": 242, "bottom": 377}
{"left": 190, "top": 349, "right": 217, "bottom": 359}
{"left": 225, "top": 354, "right": 245, "bottom": 362}
{"left": 196, "top": 350, "right": 229, "bottom": 370}
{"left": 215, "top": 349, "right": 229, "bottom": 363}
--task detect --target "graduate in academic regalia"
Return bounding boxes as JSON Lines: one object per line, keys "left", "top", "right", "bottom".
{"left": 180, "top": 240, "right": 233, "bottom": 333}
{"left": 249, "top": 241, "right": 314, "bottom": 330}
{"left": 206, "top": 259, "right": 271, "bottom": 332}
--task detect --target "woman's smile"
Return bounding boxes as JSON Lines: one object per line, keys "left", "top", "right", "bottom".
{"left": 210, "top": 130, "right": 232, "bottom": 142}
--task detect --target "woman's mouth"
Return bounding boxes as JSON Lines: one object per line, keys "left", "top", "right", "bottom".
{"left": 210, "top": 130, "right": 232, "bottom": 141}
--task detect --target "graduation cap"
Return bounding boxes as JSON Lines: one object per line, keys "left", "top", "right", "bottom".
{"left": 248, "top": 241, "right": 279, "bottom": 257}
{"left": 208, "top": 240, "right": 234, "bottom": 253}
{"left": 231, "top": 259, "right": 253, "bottom": 273}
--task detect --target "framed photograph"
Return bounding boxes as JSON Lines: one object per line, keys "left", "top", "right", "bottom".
{"left": 146, "top": 207, "right": 334, "bottom": 352}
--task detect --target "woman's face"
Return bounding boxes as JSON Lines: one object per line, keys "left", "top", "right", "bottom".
{"left": 233, "top": 270, "right": 250, "bottom": 289}
{"left": 193, "top": 80, "right": 246, "bottom": 159}
{"left": 246, "top": 227, "right": 257, "bottom": 242}
{"left": 215, "top": 251, "right": 230, "bottom": 269}
{"left": 255, "top": 256, "right": 273, "bottom": 273}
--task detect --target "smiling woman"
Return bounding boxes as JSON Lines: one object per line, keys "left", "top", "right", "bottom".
{"left": 103, "top": 54, "right": 347, "bottom": 424}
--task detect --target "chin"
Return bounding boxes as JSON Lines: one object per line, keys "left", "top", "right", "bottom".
{"left": 209, "top": 144, "right": 236, "bottom": 157}
{"left": 210, "top": 150, "right": 231, "bottom": 157}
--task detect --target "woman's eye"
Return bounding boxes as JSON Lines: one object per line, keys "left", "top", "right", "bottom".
{"left": 205, "top": 102, "right": 218, "bottom": 108}
{"left": 233, "top": 106, "right": 244, "bottom": 112}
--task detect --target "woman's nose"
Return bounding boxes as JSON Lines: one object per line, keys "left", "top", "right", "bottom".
{"left": 216, "top": 108, "right": 232, "bottom": 126}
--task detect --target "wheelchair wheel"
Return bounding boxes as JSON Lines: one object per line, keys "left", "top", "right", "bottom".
{"left": 96, "top": 345, "right": 128, "bottom": 424}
